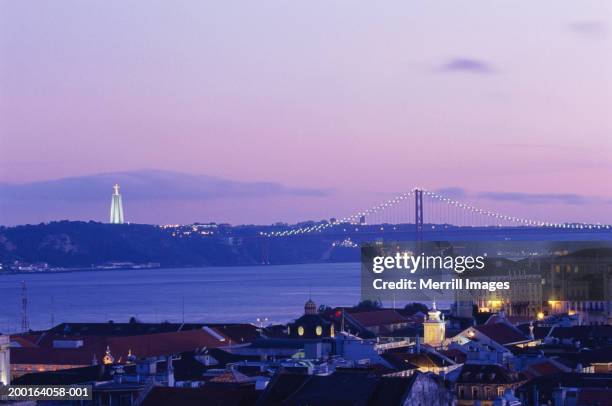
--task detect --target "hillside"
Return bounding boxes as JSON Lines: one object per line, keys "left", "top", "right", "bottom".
{"left": 0, "top": 221, "right": 358, "bottom": 268}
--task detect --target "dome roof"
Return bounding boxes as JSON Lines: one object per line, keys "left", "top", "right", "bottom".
{"left": 304, "top": 299, "right": 317, "bottom": 315}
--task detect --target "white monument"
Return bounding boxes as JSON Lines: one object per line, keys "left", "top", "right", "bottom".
{"left": 109, "top": 184, "right": 125, "bottom": 224}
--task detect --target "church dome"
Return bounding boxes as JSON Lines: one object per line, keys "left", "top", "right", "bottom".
{"left": 304, "top": 299, "right": 317, "bottom": 315}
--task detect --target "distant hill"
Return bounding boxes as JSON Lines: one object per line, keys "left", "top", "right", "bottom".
{"left": 1, "top": 221, "right": 611, "bottom": 270}
{"left": 0, "top": 221, "right": 357, "bottom": 268}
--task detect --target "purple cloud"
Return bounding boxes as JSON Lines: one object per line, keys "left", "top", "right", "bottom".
{"left": 477, "top": 192, "right": 598, "bottom": 206}
{"left": 435, "top": 187, "right": 467, "bottom": 199}
{"left": 0, "top": 170, "right": 332, "bottom": 202}
{"left": 437, "top": 58, "right": 495, "bottom": 74}
{"left": 431, "top": 188, "right": 609, "bottom": 206}
{"left": 569, "top": 20, "right": 608, "bottom": 38}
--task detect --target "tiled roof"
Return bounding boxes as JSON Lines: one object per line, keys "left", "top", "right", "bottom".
{"left": 380, "top": 353, "right": 420, "bottom": 371}
{"left": 105, "top": 328, "right": 229, "bottom": 359}
{"left": 522, "top": 358, "right": 571, "bottom": 379}
{"left": 9, "top": 336, "right": 39, "bottom": 348}
{"left": 439, "top": 349, "right": 467, "bottom": 364}
{"left": 11, "top": 328, "right": 229, "bottom": 366}
{"left": 474, "top": 323, "right": 529, "bottom": 345}
{"left": 27, "top": 322, "right": 258, "bottom": 347}
{"left": 10, "top": 347, "right": 96, "bottom": 366}
{"left": 209, "top": 369, "right": 252, "bottom": 383}
{"left": 346, "top": 309, "right": 408, "bottom": 327}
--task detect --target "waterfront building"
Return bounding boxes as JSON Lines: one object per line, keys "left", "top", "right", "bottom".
{"left": 110, "top": 183, "right": 125, "bottom": 224}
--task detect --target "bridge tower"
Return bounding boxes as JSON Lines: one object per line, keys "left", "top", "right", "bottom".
{"left": 415, "top": 189, "right": 424, "bottom": 242}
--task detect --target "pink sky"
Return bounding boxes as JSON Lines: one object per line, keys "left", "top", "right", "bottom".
{"left": 1, "top": 1, "right": 611, "bottom": 225}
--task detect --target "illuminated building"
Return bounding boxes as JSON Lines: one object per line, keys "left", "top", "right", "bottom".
{"left": 0, "top": 334, "right": 9, "bottom": 385}
{"left": 423, "top": 301, "right": 445, "bottom": 347}
{"left": 287, "top": 299, "right": 334, "bottom": 339}
{"left": 467, "top": 266, "right": 543, "bottom": 318}
{"left": 109, "top": 184, "right": 125, "bottom": 224}
{"left": 544, "top": 254, "right": 612, "bottom": 325}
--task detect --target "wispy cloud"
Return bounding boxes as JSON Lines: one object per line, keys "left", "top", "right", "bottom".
{"left": 568, "top": 20, "right": 608, "bottom": 38}
{"left": 0, "top": 170, "right": 333, "bottom": 201}
{"left": 434, "top": 187, "right": 467, "bottom": 199}
{"left": 432, "top": 187, "right": 609, "bottom": 206}
{"left": 437, "top": 58, "right": 495, "bottom": 74}
{"left": 476, "top": 192, "right": 595, "bottom": 205}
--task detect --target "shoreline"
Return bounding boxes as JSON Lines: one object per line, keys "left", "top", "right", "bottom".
{"left": 0, "top": 261, "right": 362, "bottom": 277}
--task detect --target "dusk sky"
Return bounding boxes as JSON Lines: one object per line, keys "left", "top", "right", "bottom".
{"left": 1, "top": 1, "right": 611, "bottom": 225}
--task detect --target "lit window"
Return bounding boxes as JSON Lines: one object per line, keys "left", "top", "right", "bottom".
{"left": 316, "top": 326, "right": 322, "bottom": 336}
{"left": 298, "top": 326, "right": 304, "bottom": 336}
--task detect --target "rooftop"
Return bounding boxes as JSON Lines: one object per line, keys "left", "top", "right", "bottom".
{"left": 473, "top": 323, "right": 529, "bottom": 345}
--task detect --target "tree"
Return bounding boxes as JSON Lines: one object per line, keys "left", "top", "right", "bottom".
{"left": 354, "top": 299, "right": 382, "bottom": 310}
{"left": 403, "top": 302, "right": 428, "bottom": 315}
{"left": 318, "top": 304, "right": 332, "bottom": 313}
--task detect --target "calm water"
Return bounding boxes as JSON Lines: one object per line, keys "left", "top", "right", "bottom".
{"left": 0, "top": 263, "right": 361, "bottom": 332}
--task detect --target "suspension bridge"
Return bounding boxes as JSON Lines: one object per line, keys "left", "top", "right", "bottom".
{"left": 262, "top": 188, "right": 611, "bottom": 238}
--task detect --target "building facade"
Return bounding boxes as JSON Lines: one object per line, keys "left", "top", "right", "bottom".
{"left": 0, "top": 335, "right": 9, "bottom": 386}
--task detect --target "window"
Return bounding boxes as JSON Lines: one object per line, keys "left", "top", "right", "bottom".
{"left": 316, "top": 326, "right": 322, "bottom": 336}
{"left": 472, "top": 387, "right": 479, "bottom": 399}
{"left": 298, "top": 326, "right": 304, "bottom": 336}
